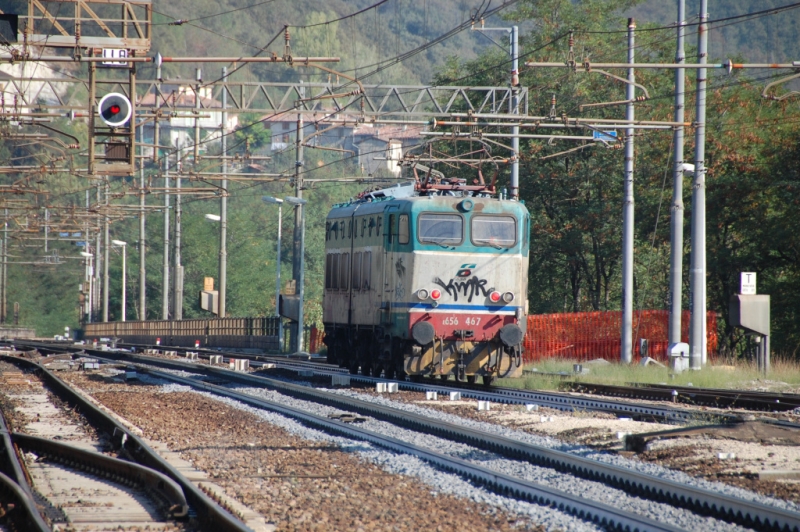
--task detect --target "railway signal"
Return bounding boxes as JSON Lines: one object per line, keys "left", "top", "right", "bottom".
{"left": 97, "top": 93, "right": 132, "bottom": 127}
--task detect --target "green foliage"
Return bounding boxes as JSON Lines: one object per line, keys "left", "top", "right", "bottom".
{"left": 629, "top": 0, "right": 800, "bottom": 64}
{"left": 233, "top": 113, "right": 271, "bottom": 153}
{"left": 147, "top": 0, "right": 492, "bottom": 84}
{"left": 447, "top": 0, "right": 800, "bottom": 357}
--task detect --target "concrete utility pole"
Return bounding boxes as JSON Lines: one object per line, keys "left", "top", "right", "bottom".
{"left": 275, "top": 201, "right": 282, "bottom": 349}
{"left": 103, "top": 182, "right": 110, "bottom": 321}
{"left": 139, "top": 123, "right": 147, "bottom": 320}
{"left": 690, "top": 0, "right": 709, "bottom": 369}
{"left": 95, "top": 185, "right": 102, "bottom": 322}
{"left": 219, "top": 66, "right": 228, "bottom": 318}
{"left": 1, "top": 209, "right": 6, "bottom": 324}
{"left": 510, "top": 25, "right": 520, "bottom": 200}
{"left": 85, "top": 191, "right": 92, "bottom": 323}
{"left": 669, "top": 0, "right": 687, "bottom": 345}
{"left": 174, "top": 151, "right": 183, "bottom": 320}
{"left": 194, "top": 69, "right": 201, "bottom": 163}
{"left": 293, "top": 114, "right": 305, "bottom": 352}
{"left": 162, "top": 153, "right": 170, "bottom": 320}
{"left": 621, "top": 19, "right": 636, "bottom": 364}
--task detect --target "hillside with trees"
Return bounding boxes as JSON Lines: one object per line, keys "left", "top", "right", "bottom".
{"left": 3, "top": 0, "right": 800, "bottom": 359}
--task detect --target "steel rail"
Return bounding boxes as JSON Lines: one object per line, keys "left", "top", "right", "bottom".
{"left": 0, "top": 355, "right": 253, "bottom": 532}
{"left": 0, "top": 471, "right": 50, "bottom": 532}
{"left": 265, "top": 358, "right": 700, "bottom": 423}
{"left": 0, "top": 340, "right": 753, "bottom": 423}
{"left": 141, "top": 347, "right": 700, "bottom": 422}
{"left": 96, "top": 352, "right": 800, "bottom": 532}
{"left": 524, "top": 60, "right": 800, "bottom": 70}
{"left": 11, "top": 433, "right": 188, "bottom": 518}
{"left": 0, "top": 410, "right": 50, "bottom": 532}
{"left": 14, "top": 340, "right": 713, "bottom": 423}
{"left": 107, "top": 359, "right": 683, "bottom": 532}
{"left": 568, "top": 382, "right": 800, "bottom": 412}
{"left": 637, "top": 383, "right": 800, "bottom": 403}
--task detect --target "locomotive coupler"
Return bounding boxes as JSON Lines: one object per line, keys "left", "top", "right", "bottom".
{"left": 454, "top": 330, "right": 473, "bottom": 381}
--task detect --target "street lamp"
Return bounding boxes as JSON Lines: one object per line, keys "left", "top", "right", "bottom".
{"left": 262, "top": 196, "right": 284, "bottom": 352}
{"left": 111, "top": 240, "right": 127, "bottom": 322}
{"left": 284, "top": 196, "right": 307, "bottom": 354}
{"left": 472, "top": 21, "right": 519, "bottom": 199}
{"left": 204, "top": 213, "right": 224, "bottom": 317}
{"left": 80, "top": 252, "right": 94, "bottom": 323}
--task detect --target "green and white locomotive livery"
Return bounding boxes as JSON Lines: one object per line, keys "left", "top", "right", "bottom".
{"left": 322, "top": 182, "right": 530, "bottom": 385}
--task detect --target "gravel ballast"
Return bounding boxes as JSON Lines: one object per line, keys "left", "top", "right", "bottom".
{"left": 62, "top": 372, "right": 585, "bottom": 531}
{"left": 228, "top": 384, "right": 749, "bottom": 532}
{"left": 76, "top": 362, "right": 800, "bottom": 531}
{"left": 324, "top": 385, "right": 800, "bottom": 513}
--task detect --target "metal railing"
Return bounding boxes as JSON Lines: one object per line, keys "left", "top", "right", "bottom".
{"left": 85, "top": 317, "right": 283, "bottom": 352}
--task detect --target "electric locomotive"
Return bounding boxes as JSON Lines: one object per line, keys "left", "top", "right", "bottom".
{"left": 322, "top": 179, "right": 529, "bottom": 385}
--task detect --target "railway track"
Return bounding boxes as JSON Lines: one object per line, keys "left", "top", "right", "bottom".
{"left": 32, "top": 346, "right": 798, "bottom": 532}
{"left": 0, "top": 372, "right": 187, "bottom": 531}
{"left": 0, "top": 407, "right": 50, "bottom": 532}
{"left": 77, "top": 340, "right": 800, "bottom": 420}
{"left": 3, "top": 346, "right": 680, "bottom": 531}
{"left": 9, "top": 341, "right": 800, "bottom": 530}
{"left": 564, "top": 382, "right": 800, "bottom": 412}
{"left": 25, "top": 340, "right": 725, "bottom": 423}
{"left": 0, "top": 354, "right": 256, "bottom": 532}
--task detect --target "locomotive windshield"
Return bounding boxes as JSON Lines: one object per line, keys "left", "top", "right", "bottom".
{"left": 418, "top": 213, "right": 463, "bottom": 245}
{"left": 471, "top": 215, "right": 517, "bottom": 248}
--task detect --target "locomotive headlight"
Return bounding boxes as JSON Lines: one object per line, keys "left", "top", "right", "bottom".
{"left": 417, "top": 288, "right": 429, "bottom": 300}
{"left": 489, "top": 291, "right": 501, "bottom": 303}
{"left": 430, "top": 289, "right": 442, "bottom": 301}
{"left": 502, "top": 292, "right": 515, "bottom": 303}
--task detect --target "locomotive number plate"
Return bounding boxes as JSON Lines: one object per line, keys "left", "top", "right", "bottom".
{"left": 442, "top": 316, "right": 481, "bottom": 326}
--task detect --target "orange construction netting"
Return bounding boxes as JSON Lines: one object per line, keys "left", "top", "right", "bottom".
{"left": 523, "top": 310, "right": 718, "bottom": 363}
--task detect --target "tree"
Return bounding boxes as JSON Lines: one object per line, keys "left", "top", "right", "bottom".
{"left": 233, "top": 113, "right": 271, "bottom": 154}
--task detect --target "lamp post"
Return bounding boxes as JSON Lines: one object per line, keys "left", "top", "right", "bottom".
{"left": 80, "top": 251, "right": 93, "bottom": 323}
{"left": 204, "top": 214, "right": 223, "bottom": 316}
{"left": 111, "top": 240, "right": 127, "bottom": 322}
{"left": 262, "top": 196, "right": 284, "bottom": 351}
{"left": 472, "top": 21, "right": 519, "bottom": 199}
{"left": 285, "top": 196, "right": 307, "bottom": 353}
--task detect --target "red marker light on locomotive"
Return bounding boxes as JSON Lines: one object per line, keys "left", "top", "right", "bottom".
{"left": 489, "top": 291, "right": 501, "bottom": 303}
{"left": 430, "top": 289, "right": 441, "bottom": 300}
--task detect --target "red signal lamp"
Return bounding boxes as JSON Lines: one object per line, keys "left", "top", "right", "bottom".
{"left": 489, "top": 291, "right": 501, "bottom": 303}
{"left": 430, "top": 289, "right": 441, "bottom": 300}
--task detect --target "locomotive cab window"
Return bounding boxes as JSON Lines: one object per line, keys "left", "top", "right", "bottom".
{"left": 331, "top": 254, "right": 339, "bottom": 290}
{"left": 352, "top": 252, "right": 362, "bottom": 290}
{"left": 339, "top": 253, "right": 350, "bottom": 290}
{"left": 325, "top": 254, "right": 332, "bottom": 289}
{"left": 418, "top": 213, "right": 463, "bottom": 245}
{"left": 387, "top": 214, "right": 396, "bottom": 243}
{"left": 362, "top": 251, "right": 372, "bottom": 290}
{"left": 471, "top": 215, "right": 517, "bottom": 248}
{"left": 399, "top": 214, "right": 409, "bottom": 244}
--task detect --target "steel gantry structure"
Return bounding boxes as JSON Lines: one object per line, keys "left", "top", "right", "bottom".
{"left": 1, "top": 0, "right": 794, "bottom": 365}
{"left": 0, "top": 0, "right": 535, "bottom": 350}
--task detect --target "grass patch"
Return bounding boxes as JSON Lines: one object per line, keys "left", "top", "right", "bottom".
{"left": 498, "top": 356, "right": 800, "bottom": 392}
